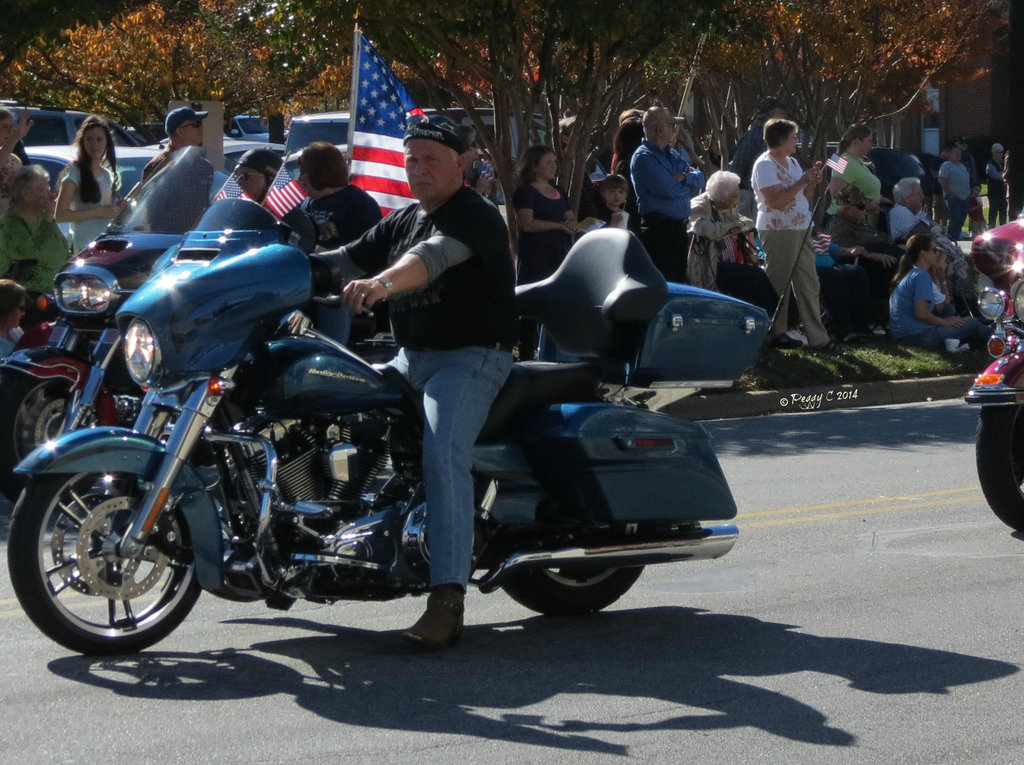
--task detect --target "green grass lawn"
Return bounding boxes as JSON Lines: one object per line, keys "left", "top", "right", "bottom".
{"left": 735, "top": 339, "right": 988, "bottom": 392}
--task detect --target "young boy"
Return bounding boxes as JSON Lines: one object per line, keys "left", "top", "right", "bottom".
{"left": 596, "top": 174, "right": 630, "bottom": 229}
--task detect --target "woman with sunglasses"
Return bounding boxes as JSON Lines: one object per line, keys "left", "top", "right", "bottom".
{"left": 889, "top": 233, "right": 989, "bottom": 352}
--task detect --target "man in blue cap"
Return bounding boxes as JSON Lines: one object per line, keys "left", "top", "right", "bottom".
{"left": 313, "top": 117, "right": 517, "bottom": 649}
{"left": 141, "top": 106, "right": 208, "bottom": 182}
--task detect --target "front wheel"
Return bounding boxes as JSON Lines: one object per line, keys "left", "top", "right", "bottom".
{"left": 502, "top": 566, "right": 644, "bottom": 616}
{"left": 0, "top": 371, "right": 73, "bottom": 502}
{"left": 7, "top": 471, "right": 200, "bottom": 654}
{"left": 976, "top": 405, "right": 1024, "bottom": 531}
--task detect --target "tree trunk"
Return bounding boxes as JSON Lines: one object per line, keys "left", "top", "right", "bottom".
{"left": 1008, "top": 0, "right": 1024, "bottom": 217}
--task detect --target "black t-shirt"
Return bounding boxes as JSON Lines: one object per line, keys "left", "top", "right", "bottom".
{"left": 339, "top": 186, "right": 517, "bottom": 351}
{"left": 301, "top": 185, "right": 382, "bottom": 249}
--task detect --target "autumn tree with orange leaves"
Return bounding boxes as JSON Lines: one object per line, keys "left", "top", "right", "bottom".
{"left": 696, "top": 0, "right": 1004, "bottom": 165}
{"left": 2, "top": 0, "right": 150, "bottom": 74}
{"left": 1, "top": 0, "right": 353, "bottom": 132}
{"left": 276, "top": 0, "right": 726, "bottom": 226}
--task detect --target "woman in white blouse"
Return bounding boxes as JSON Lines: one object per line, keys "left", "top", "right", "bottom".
{"left": 752, "top": 118, "right": 833, "bottom": 350}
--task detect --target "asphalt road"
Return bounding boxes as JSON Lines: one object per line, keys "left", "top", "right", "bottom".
{"left": 1, "top": 399, "right": 1022, "bottom": 764}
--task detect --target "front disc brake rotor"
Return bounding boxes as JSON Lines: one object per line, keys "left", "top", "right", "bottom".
{"left": 74, "top": 496, "right": 169, "bottom": 599}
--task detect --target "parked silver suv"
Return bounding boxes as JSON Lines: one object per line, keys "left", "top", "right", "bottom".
{"left": 1, "top": 101, "right": 140, "bottom": 147}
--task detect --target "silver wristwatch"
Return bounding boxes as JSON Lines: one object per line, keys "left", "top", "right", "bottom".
{"left": 375, "top": 275, "right": 394, "bottom": 295}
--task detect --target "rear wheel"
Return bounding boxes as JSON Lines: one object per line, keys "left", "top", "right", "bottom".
{"left": 0, "top": 372, "right": 72, "bottom": 501}
{"left": 976, "top": 405, "right": 1024, "bottom": 531}
{"left": 7, "top": 471, "right": 200, "bottom": 655}
{"left": 502, "top": 566, "right": 644, "bottom": 616}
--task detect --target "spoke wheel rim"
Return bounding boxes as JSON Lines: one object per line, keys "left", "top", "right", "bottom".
{"left": 13, "top": 383, "right": 68, "bottom": 460}
{"left": 35, "top": 474, "right": 195, "bottom": 639}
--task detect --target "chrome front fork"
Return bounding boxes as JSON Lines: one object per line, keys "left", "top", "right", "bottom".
{"left": 119, "top": 374, "right": 233, "bottom": 558}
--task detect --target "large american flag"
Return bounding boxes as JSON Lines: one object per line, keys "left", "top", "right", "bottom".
{"left": 348, "top": 31, "right": 423, "bottom": 214}
{"left": 264, "top": 162, "right": 308, "bottom": 218}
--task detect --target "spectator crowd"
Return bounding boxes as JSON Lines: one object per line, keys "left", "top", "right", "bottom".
{"left": 0, "top": 97, "right": 1007, "bottom": 361}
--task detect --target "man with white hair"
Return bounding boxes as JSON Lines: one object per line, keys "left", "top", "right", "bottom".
{"left": 630, "top": 106, "right": 705, "bottom": 281}
{"left": 889, "top": 177, "right": 932, "bottom": 242}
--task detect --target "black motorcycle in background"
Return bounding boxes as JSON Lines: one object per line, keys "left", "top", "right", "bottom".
{"left": 0, "top": 147, "right": 214, "bottom": 501}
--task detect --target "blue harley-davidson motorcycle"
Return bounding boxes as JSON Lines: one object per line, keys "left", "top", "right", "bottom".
{"left": 6, "top": 200, "right": 753, "bottom": 655}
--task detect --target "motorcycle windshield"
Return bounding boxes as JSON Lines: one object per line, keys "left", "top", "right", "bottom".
{"left": 190, "top": 197, "right": 279, "bottom": 234}
{"left": 107, "top": 146, "right": 215, "bottom": 235}
{"left": 117, "top": 237, "right": 314, "bottom": 386}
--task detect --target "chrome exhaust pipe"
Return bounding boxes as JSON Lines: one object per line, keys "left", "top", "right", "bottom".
{"left": 476, "top": 524, "right": 738, "bottom": 593}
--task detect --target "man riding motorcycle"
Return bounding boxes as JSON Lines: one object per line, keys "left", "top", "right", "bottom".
{"left": 314, "top": 118, "right": 517, "bottom": 649}
{"left": 234, "top": 148, "right": 282, "bottom": 206}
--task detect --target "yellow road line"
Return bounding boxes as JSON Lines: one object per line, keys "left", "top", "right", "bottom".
{"left": 739, "top": 487, "right": 981, "bottom": 520}
{"left": 744, "top": 498, "right": 981, "bottom": 528}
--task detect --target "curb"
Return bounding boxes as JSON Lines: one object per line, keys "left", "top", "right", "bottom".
{"left": 661, "top": 374, "right": 976, "bottom": 421}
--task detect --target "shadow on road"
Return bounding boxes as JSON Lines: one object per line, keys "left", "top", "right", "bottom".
{"left": 46, "top": 606, "right": 1017, "bottom": 753}
{"left": 706, "top": 402, "right": 979, "bottom": 457}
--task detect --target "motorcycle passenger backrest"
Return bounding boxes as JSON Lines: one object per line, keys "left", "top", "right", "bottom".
{"left": 516, "top": 229, "right": 668, "bottom": 360}
{"left": 279, "top": 208, "right": 318, "bottom": 254}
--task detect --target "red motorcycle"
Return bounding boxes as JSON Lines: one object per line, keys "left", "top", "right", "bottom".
{"left": 966, "top": 284, "right": 1024, "bottom": 530}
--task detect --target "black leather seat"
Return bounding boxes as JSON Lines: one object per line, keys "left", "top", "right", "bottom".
{"left": 477, "top": 361, "right": 601, "bottom": 442}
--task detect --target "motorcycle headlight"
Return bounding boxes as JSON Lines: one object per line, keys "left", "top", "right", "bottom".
{"left": 124, "top": 319, "right": 159, "bottom": 385}
{"left": 979, "top": 287, "right": 1007, "bottom": 321}
{"left": 54, "top": 274, "right": 114, "bottom": 313}
{"left": 1012, "top": 281, "right": 1024, "bottom": 321}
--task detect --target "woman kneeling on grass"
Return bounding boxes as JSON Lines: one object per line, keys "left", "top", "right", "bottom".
{"left": 889, "top": 233, "right": 990, "bottom": 353}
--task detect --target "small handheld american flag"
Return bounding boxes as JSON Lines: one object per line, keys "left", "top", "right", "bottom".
{"left": 825, "top": 153, "right": 848, "bottom": 174}
{"left": 263, "top": 163, "right": 308, "bottom": 219}
{"left": 213, "top": 169, "right": 249, "bottom": 202}
{"left": 812, "top": 232, "right": 832, "bottom": 255}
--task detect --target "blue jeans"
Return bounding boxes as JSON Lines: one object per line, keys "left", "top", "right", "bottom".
{"left": 946, "top": 196, "right": 969, "bottom": 240}
{"left": 896, "top": 316, "right": 991, "bottom": 350}
{"left": 389, "top": 346, "right": 513, "bottom": 588}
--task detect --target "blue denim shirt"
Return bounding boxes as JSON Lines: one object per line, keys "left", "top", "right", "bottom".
{"left": 630, "top": 139, "right": 705, "bottom": 220}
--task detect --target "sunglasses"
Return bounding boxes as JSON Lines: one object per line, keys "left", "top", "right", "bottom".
{"left": 237, "top": 171, "right": 260, "bottom": 181}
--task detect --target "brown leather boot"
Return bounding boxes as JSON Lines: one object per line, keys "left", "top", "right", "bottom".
{"left": 403, "top": 584, "right": 465, "bottom": 649}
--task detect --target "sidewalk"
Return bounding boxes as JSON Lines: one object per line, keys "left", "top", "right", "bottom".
{"left": 662, "top": 374, "right": 976, "bottom": 421}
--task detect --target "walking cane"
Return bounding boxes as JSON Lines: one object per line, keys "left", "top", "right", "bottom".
{"left": 765, "top": 161, "right": 826, "bottom": 345}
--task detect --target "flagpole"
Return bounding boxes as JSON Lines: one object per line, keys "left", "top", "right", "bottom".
{"left": 348, "top": 25, "right": 362, "bottom": 156}
{"left": 677, "top": 31, "right": 708, "bottom": 120}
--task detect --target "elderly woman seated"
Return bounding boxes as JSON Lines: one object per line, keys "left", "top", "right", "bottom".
{"left": 0, "top": 164, "right": 70, "bottom": 324}
{"left": 687, "top": 170, "right": 777, "bottom": 315}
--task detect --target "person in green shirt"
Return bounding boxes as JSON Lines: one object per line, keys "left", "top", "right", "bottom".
{"left": 0, "top": 165, "right": 71, "bottom": 314}
{"left": 826, "top": 123, "right": 890, "bottom": 227}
